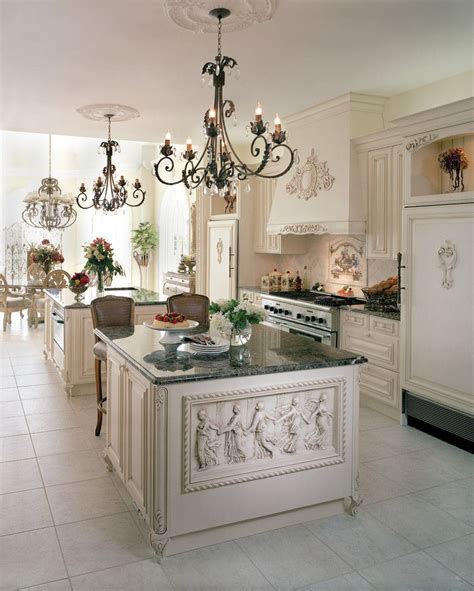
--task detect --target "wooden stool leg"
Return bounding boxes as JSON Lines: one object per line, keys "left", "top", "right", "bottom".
{"left": 95, "top": 358, "right": 103, "bottom": 436}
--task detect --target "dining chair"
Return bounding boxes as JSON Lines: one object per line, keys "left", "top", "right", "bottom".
{"left": 30, "top": 269, "right": 71, "bottom": 328}
{"left": 0, "top": 273, "right": 31, "bottom": 331}
{"left": 43, "top": 269, "right": 71, "bottom": 289}
{"left": 167, "top": 293, "right": 210, "bottom": 331}
{"left": 90, "top": 295, "right": 135, "bottom": 436}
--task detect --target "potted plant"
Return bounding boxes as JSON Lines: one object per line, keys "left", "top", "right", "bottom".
{"left": 131, "top": 222, "right": 159, "bottom": 288}
{"left": 83, "top": 237, "right": 124, "bottom": 295}
{"left": 30, "top": 239, "right": 64, "bottom": 275}
{"left": 209, "top": 299, "right": 267, "bottom": 346}
{"left": 438, "top": 147, "right": 469, "bottom": 192}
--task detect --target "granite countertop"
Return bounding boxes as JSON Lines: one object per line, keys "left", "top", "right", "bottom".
{"left": 95, "top": 323, "right": 367, "bottom": 385}
{"left": 45, "top": 287, "right": 167, "bottom": 309}
{"left": 344, "top": 304, "right": 400, "bottom": 321}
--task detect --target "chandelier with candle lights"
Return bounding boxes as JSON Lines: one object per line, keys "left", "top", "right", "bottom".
{"left": 76, "top": 113, "right": 146, "bottom": 213}
{"left": 22, "top": 135, "right": 77, "bottom": 232}
{"left": 153, "top": 7, "right": 296, "bottom": 198}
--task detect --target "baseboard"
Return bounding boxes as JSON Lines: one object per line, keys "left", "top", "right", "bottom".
{"left": 360, "top": 395, "right": 401, "bottom": 422}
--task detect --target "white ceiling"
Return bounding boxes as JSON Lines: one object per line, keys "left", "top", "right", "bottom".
{"left": 1, "top": 0, "right": 472, "bottom": 144}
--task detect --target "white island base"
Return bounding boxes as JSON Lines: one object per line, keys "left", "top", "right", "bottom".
{"left": 104, "top": 344, "right": 362, "bottom": 559}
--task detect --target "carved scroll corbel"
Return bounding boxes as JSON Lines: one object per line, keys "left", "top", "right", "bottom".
{"left": 438, "top": 240, "right": 457, "bottom": 289}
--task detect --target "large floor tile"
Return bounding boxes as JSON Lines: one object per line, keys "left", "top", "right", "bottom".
{"left": 22, "top": 397, "right": 73, "bottom": 416}
{"left": 0, "top": 414, "right": 28, "bottom": 436}
{"left": 0, "top": 375, "right": 17, "bottom": 389}
{"left": 0, "top": 458, "right": 43, "bottom": 494}
{"left": 301, "top": 572, "right": 376, "bottom": 591}
{"left": 359, "top": 407, "right": 398, "bottom": 431}
{"left": 46, "top": 477, "right": 127, "bottom": 524}
{"left": 359, "top": 550, "right": 472, "bottom": 591}
{"left": 235, "top": 524, "right": 351, "bottom": 590}
{"left": 70, "top": 559, "right": 173, "bottom": 591}
{"left": 367, "top": 493, "right": 472, "bottom": 548}
{"left": 14, "top": 362, "right": 57, "bottom": 376}
{"left": 27, "top": 410, "right": 81, "bottom": 434}
{"left": 19, "top": 580, "right": 72, "bottom": 591}
{"left": 0, "top": 399, "right": 24, "bottom": 418}
{"left": 19, "top": 384, "right": 66, "bottom": 400}
{"left": 57, "top": 512, "right": 154, "bottom": 577}
{"left": 360, "top": 425, "right": 440, "bottom": 462}
{"left": 0, "top": 527, "right": 67, "bottom": 590}
{"left": 162, "top": 540, "right": 274, "bottom": 591}
{"left": 0, "top": 434, "right": 35, "bottom": 462}
{"left": 364, "top": 448, "right": 467, "bottom": 492}
{"left": 0, "top": 365, "right": 14, "bottom": 377}
{"left": 0, "top": 488, "right": 53, "bottom": 536}
{"left": 32, "top": 428, "right": 93, "bottom": 457}
{"left": 306, "top": 511, "right": 416, "bottom": 570}
{"left": 358, "top": 463, "right": 411, "bottom": 505}
{"left": 425, "top": 534, "right": 474, "bottom": 585}
{"left": 415, "top": 478, "right": 474, "bottom": 527}
{"left": 38, "top": 449, "right": 106, "bottom": 486}
{"left": 0, "top": 387, "right": 19, "bottom": 402}
{"left": 15, "top": 373, "right": 62, "bottom": 388}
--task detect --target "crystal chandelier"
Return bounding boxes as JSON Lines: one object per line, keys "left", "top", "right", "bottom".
{"left": 76, "top": 113, "right": 146, "bottom": 213}
{"left": 153, "top": 7, "right": 296, "bottom": 197}
{"left": 22, "top": 135, "right": 77, "bottom": 232}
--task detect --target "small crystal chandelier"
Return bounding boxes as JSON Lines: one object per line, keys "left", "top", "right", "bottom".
{"left": 76, "top": 113, "right": 146, "bottom": 213}
{"left": 22, "top": 135, "right": 77, "bottom": 231}
{"left": 153, "top": 7, "right": 297, "bottom": 197}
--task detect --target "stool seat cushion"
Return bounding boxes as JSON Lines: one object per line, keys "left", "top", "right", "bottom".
{"left": 93, "top": 340, "right": 107, "bottom": 361}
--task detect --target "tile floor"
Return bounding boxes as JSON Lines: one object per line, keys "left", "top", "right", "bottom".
{"left": 0, "top": 317, "right": 472, "bottom": 590}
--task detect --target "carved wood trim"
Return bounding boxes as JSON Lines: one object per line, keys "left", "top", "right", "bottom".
{"left": 153, "top": 385, "right": 168, "bottom": 534}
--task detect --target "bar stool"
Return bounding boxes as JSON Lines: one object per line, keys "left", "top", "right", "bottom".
{"left": 167, "top": 293, "right": 210, "bottom": 331}
{"left": 90, "top": 295, "right": 135, "bottom": 436}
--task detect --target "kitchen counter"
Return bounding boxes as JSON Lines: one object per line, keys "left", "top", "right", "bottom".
{"left": 99, "top": 321, "right": 365, "bottom": 559}
{"left": 344, "top": 304, "right": 400, "bottom": 321}
{"left": 95, "top": 323, "right": 366, "bottom": 385}
{"left": 45, "top": 286, "right": 167, "bottom": 308}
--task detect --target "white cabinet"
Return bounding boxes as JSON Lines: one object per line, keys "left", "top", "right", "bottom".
{"left": 365, "top": 144, "right": 404, "bottom": 259}
{"left": 400, "top": 202, "right": 473, "bottom": 416}
{"left": 342, "top": 310, "right": 401, "bottom": 419}
{"left": 106, "top": 348, "right": 125, "bottom": 476}
{"left": 207, "top": 219, "right": 238, "bottom": 301}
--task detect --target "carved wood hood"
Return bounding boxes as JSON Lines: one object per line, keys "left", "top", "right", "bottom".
{"left": 267, "top": 93, "right": 386, "bottom": 235}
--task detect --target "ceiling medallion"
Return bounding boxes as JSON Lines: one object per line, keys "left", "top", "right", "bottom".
{"left": 286, "top": 148, "right": 335, "bottom": 200}
{"left": 22, "top": 135, "right": 77, "bottom": 232}
{"left": 76, "top": 104, "right": 139, "bottom": 122}
{"left": 163, "top": 0, "right": 277, "bottom": 33}
{"left": 154, "top": 8, "right": 296, "bottom": 198}
{"left": 76, "top": 110, "right": 146, "bottom": 213}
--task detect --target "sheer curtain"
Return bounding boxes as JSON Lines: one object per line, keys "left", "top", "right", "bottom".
{"left": 158, "top": 185, "right": 190, "bottom": 290}
{"left": 91, "top": 208, "right": 132, "bottom": 287}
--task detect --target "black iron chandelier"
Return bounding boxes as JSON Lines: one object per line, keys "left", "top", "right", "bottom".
{"left": 153, "top": 7, "right": 296, "bottom": 197}
{"left": 76, "top": 114, "right": 146, "bottom": 213}
{"left": 22, "top": 135, "right": 77, "bottom": 231}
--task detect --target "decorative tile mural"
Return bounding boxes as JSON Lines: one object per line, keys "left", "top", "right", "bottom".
{"left": 328, "top": 237, "right": 366, "bottom": 287}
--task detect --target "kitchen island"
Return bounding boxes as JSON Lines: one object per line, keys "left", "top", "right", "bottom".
{"left": 96, "top": 322, "right": 366, "bottom": 558}
{"left": 44, "top": 287, "right": 167, "bottom": 395}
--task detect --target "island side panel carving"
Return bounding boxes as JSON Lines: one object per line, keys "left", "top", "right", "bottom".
{"left": 182, "top": 379, "right": 346, "bottom": 493}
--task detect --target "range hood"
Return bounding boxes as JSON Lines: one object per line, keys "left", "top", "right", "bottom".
{"left": 267, "top": 93, "right": 386, "bottom": 235}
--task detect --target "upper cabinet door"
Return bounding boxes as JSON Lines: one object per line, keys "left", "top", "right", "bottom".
{"left": 207, "top": 219, "right": 238, "bottom": 301}
{"left": 367, "top": 147, "right": 391, "bottom": 258}
{"left": 391, "top": 144, "right": 404, "bottom": 256}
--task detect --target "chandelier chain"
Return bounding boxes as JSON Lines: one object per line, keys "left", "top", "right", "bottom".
{"left": 48, "top": 135, "right": 52, "bottom": 179}
{"left": 107, "top": 115, "right": 112, "bottom": 142}
{"left": 217, "top": 16, "right": 222, "bottom": 58}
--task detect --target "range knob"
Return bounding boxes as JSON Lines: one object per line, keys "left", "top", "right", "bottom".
{"left": 305, "top": 315, "right": 310, "bottom": 322}
{"left": 284, "top": 310, "right": 290, "bottom": 316}
{"left": 318, "top": 317, "right": 326, "bottom": 324}
{"left": 296, "top": 313, "right": 302, "bottom": 319}
{"left": 278, "top": 308, "right": 283, "bottom": 314}
{"left": 264, "top": 305, "right": 270, "bottom": 310}
{"left": 310, "top": 316, "right": 316, "bottom": 322}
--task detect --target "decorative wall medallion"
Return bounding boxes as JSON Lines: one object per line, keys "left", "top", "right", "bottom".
{"left": 182, "top": 378, "right": 346, "bottom": 493}
{"left": 163, "top": 0, "right": 277, "bottom": 33}
{"left": 76, "top": 103, "right": 140, "bottom": 122}
{"left": 278, "top": 223, "right": 329, "bottom": 235}
{"left": 405, "top": 133, "right": 438, "bottom": 152}
{"left": 286, "top": 148, "right": 335, "bottom": 200}
{"left": 216, "top": 238, "right": 223, "bottom": 264}
{"left": 328, "top": 237, "right": 366, "bottom": 287}
{"left": 438, "top": 240, "right": 457, "bottom": 289}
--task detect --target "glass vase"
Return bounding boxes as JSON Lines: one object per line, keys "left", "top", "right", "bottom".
{"left": 230, "top": 323, "right": 252, "bottom": 347}
{"left": 96, "top": 271, "right": 105, "bottom": 296}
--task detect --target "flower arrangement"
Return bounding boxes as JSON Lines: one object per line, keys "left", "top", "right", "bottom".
{"left": 438, "top": 147, "right": 469, "bottom": 192}
{"left": 68, "top": 271, "right": 90, "bottom": 301}
{"left": 209, "top": 299, "right": 267, "bottom": 345}
{"left": 30, "top": 239, "right": 64, "bottom": 275}
{"left": 83, "top": 237, "right": 124, "bottom": 293}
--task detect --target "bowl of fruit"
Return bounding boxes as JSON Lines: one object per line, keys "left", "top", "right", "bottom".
{"left": 68, "top": 271, "right": 90, "bottom": 302}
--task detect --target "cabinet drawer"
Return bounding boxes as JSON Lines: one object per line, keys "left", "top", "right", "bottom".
{"left": 342, "top": 329, "right": 399, "bottom": 372}
{"left": 360, "top": 364, "right": 400, "bottom": 410}
{"left": 369, "top": 315, "right": 399, "bottom": 337}
{"left": 342, "top": 310, "right": 368, "bottom": 330}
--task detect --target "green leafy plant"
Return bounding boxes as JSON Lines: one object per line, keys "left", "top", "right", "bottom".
{"left": 209, "top": 298, "right": 267, "bottom": 336}
{"left": 131, "top": 222, "right": 159, "bottom": 256}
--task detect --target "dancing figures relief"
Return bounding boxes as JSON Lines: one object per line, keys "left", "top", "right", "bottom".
{"left": 194, "top": 391, "right": 335, "bottom": 472}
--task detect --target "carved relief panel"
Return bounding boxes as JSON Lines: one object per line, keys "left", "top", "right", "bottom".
{"left": 182, "top": 378, "right": 346, "bottom": 493}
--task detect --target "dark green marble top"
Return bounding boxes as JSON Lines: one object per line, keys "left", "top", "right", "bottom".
{"left": 95, "top": 323, "right": 367, "bottom": 385}
{"left": 345, "top": 305, "right": 400, "bottom": 321}
{"left": 45, "top": 287, "right": 167, "bottom": 309}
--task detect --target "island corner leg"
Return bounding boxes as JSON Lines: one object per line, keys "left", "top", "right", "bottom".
{"left": 149, "top": 533, "right": 169, "bottom": 562}
{"left": 346, "top": 470, "right": 362, "bottom": 516}
{"left": 103, "top": 453, "right": 114, "bottom": 473}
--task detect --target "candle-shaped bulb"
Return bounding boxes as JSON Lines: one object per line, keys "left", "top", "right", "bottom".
{"left": 165, "top": 131, "right": 171, "bottom": 145}
{"left": 209, "top": 108, "right": 216, "bottom": 124}
{"left": 274, "top": 113, "right": 281, "bottom": 134}
{"left": 255, "top": 102, "right": 263, "bottom": 122}
{"left": 186, "top": 137, "right": 193, "bottom": 152}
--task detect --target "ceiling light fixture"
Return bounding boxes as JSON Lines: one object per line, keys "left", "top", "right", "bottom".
{"left": 22, "top": 135, "right": 77, "bottom": 232}
{"left": 153, "top": 7, "right": 297, "bottom": 197}
{"left": 76, "top": 113, "right": 146, "bottom": 213}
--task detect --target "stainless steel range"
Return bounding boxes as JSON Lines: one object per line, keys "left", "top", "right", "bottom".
{"left": 261, "top": 291, "right": 364, "bottom": 347}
